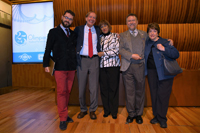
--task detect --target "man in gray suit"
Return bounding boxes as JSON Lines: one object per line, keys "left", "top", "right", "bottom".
{"left": 119, "top": 13, "right": 147, "bottom": 124}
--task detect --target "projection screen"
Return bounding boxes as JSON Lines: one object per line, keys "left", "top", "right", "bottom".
{"left": 12, "top": 2, "right": 54, "bottom": 63}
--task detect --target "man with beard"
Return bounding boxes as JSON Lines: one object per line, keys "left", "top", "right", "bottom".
{"left": 74, "top": 11, "right": 100, "bottom": 120}
{"left": 119, "top": 13, "right": 147, "bottom": 124}
{"left": 119, "top": 13, "right": 173, "bottom": 124}
{"left": 43, "top": 10, "right": 77, "bottom": 130}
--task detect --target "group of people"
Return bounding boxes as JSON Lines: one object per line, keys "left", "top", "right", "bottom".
{"left": 43, "top": 10, "right": 180, "bottom": 130}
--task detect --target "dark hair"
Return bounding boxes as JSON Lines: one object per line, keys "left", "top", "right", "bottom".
{"left": 126, "top": 13, "right": 138, "bottom": 20}
{"left": 147, "top": 23, "right": 160, "bottom": 34}
{"left": 98, "top": 20, "right": 112, "bottom": 33}
{"left": 85, "top": 11, "right": 97, "bottom": 18}
{"left": 63, "top": 10, "right": 75, "bottom": 17}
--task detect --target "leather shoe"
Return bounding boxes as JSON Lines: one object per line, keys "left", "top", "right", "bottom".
{"left": 90, "top": 111, "right": 97, "bottom": 120}
{"left": 66, "top": 116, "right": 73, "bottom": 123}
{"left": 126, "top": 116, "right": 134, "bottom": 123}
{"left": 103, "top": 112, "right": 110, "bottom": 117}
{"left": 77, "top": 111, "right": 87, "bottom": 119}
{"left": 112, "top": 114, "right": 117, "bottom": 119}
{"left": 59, "top": 121, "right": 67, "bottom": 130}
{"left": 136, "top": 116, "right": 143, "bottom": 124}
{"left": 160, "top": 122, "right": 167, "bottom": 128}
{"left": 150, "top": 117, "right": 159, "bottom": 124}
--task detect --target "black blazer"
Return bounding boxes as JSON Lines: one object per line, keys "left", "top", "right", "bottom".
{"left": 43, "top": 25, "right": 77, "bottom": 70}
{"left": 74, "top": 25, "right": 101, "bottom": 66}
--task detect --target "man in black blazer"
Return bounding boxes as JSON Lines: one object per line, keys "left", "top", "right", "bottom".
{"left": 43, "top": 10, "right": 77, "bottom": 130}
{"left": 74, "top": 11, "right": 100, "bottom": 120}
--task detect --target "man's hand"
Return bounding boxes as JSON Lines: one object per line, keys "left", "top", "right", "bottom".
{"left": 132, "top": 54, "right": 142, "bottom": 60}
{"left": 157, "top": 44, "right": 165, "bottom": 51}
{"left": 98, "top": 52, "right": 104, "bottom": 57}
{"left": 45, "top": 67, "right": 50, "bottom": 73}
{"left": 168, "top": 39, "right": 174, "bottom": 46}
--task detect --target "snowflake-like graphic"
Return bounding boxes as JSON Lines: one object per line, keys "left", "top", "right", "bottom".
{"left": 19, "top": 53, "right": 32, "bottom": 61}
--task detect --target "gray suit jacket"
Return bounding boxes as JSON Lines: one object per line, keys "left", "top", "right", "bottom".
{"left": 119, "top": 30, "right": 147, "bottom": 71}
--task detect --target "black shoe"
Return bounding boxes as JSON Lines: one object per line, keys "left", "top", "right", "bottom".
{"left": 90, "top": 111, "right": 97, "bottom": 120}
{"left": 59, "top": 121, "right": 67, "bottom": 130}
{"left": 160, "top": 122, "right": 167, "bottom": 128}
{"left": 150, "top": 117, "right": 159, "bottom": 124}
{"left": 112, "top": 114, "right": 117, "bottom": 119}
{"left": 66, "top": 116, "right": 73, "bottom": 123}
{"left": 103, "top": 112, "right": 110, "bottom": 117}
{"left": 126, "top": 116, "right": 134, "bottom": 123}
{"left": 77, "top": 111, "right": 87, "bottom": 119}
{"left": 136, "top": 116, "right": 143, "bottom": 124}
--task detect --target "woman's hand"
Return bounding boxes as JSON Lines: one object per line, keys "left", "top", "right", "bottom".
{"left": 168, "top": 39, "right": 174, "bottom": 46}
{"left": 98, "top": 52, "right": 104, "bottom": 57}
{"left": 157, "top": 44, "right": 165, "bottom": 51}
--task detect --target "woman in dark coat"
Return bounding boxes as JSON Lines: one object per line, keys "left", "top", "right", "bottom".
{"left": 144, "top": 23, "right": 180, "bottom": 128}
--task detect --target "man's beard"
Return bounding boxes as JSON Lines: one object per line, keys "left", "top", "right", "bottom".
{"left": 61, "top": 20, "right": 71, "bottom": 28}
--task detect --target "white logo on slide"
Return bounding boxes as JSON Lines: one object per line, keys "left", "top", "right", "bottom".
{"left": 19, "top": 53, "right": 32, "bottom": 61}
{"left": 38, "top": 54, "right": 43, "bottom": 60}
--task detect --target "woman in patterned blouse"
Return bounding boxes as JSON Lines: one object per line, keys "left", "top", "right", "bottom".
{"left": 98, "top": 20, "right": 120, "bottom": 119}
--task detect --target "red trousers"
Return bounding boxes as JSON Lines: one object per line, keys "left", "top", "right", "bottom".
{"left": 54, "top": 70, "right": 75, "bottom": 121}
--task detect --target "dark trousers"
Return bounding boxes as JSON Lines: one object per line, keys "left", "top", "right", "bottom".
{"left": 99, "top": 67, "right": 120, "bottom": 115}
{"left": 122, "top": 63, "right": 145, "bottom": 117}
{"left": 147, "top": 69, "right": 173, "bottom": 123}
{"left": 54, "top": 70, "right": 75, "bottom": 121}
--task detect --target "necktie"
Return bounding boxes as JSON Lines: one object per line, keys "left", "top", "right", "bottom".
{"left": 131, "top": 31, "right": 136, "bottom": 37}
{"left": 88, "top": 29, "right": 93, "bottom": 58}
{"left": 134, "top": 31, "right": 137, "bottom": 37}
{"left": 65, "top": 28, "right": 69, "bottom": 37}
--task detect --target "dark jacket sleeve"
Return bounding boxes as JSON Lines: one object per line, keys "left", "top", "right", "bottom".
{"left": 158, "top": 40, "right": 179, "bottom": 60}
{"left": 43, "top": 29, "right": 55, "bottom": 67}
{"left": 74, "top": 26, "right": 79, "bottom": 35}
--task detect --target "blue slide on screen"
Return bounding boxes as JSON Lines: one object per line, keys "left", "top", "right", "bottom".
{"left": 12, "top": 2, "right": 54, "bottom": 63}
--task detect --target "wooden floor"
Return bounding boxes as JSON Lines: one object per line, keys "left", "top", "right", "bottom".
{"left": 0, "top": 87, "right": 200, "bottom": 133}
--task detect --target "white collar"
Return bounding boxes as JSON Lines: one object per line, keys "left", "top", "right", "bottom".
{"left": 85, "top": 25, "right": 94, "bottom": 31}
{"left": 129, "top": 29, "right": 138, "bottom": 35}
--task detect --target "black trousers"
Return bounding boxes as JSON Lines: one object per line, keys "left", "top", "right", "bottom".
{"left": 99, "top": 67, "right": 120, "bottom": 115}
{"left": 147, "top": 69, "right": 173, "bottom": 123}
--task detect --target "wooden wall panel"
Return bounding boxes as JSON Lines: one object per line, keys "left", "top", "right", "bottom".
{"left": 12, "top": 51, "right": 200, "bottom": 87}
{"left": 12, "top": 64, "right": 55, "bottom": 87}
{"left": 70, "top": 23, "right": 200, "bottom": 51}
{"left": 69, "top": 70, "right": 200, "bottom": 106}
{"left": 11, "top": 65, "right": 200, "bottom": 106}
{"left": 178, "top": 52, "right": 200, "bottom": 70}
{"left": 53, "top": 0, "right": 200, "bottom": 26}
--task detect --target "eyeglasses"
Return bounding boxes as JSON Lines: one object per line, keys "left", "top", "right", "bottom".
{"left": 63, "top": 16, "right": 73, "bottom": 21}
{"left": 100, "top": 24, "right": 108, "bottom": 29}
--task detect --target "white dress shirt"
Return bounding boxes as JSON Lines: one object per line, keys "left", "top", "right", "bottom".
{"left": 80, "top": 25, "right": 98, "bottom": 56}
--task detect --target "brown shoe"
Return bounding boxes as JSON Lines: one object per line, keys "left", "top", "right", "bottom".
{"left": 90, "top": 111, "right": 97, "bottom": 120}
{"left": 77, "top": 111, "right": 87, "bottom": 119}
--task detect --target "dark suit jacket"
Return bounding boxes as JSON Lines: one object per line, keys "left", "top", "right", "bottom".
{"left": 144, "top": 37, "right": 180, "bottom": 80}
{"left": 74, "top": 25, "right": 101, "bottom": 66}
{"left": 43, "top": 25, "right": 77, "bottom": 70}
